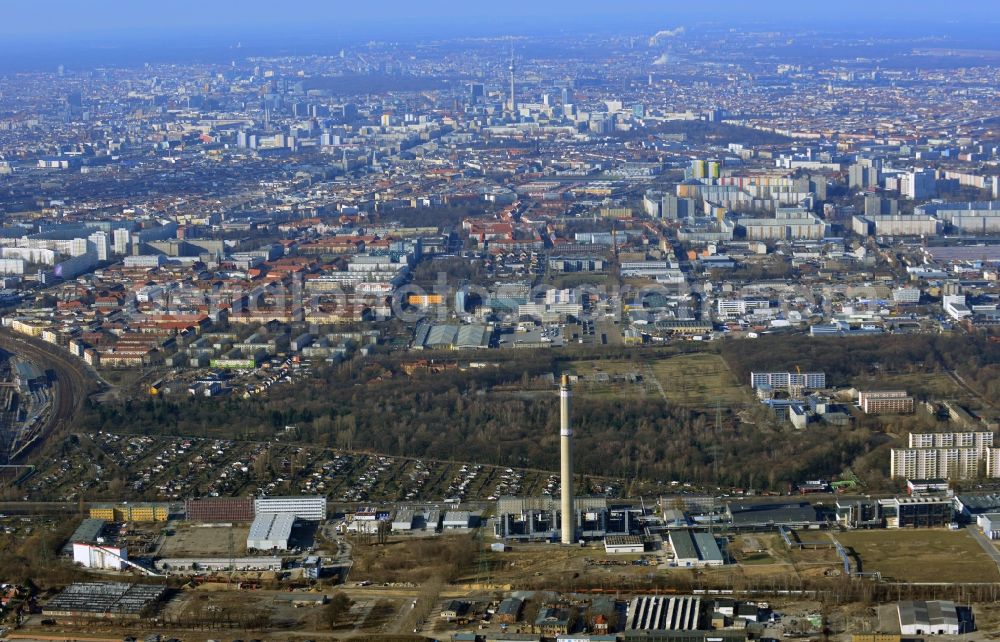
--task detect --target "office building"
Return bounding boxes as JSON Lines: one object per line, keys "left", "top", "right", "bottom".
{"left": 254, "top": 495, "right": 327, "bottom": 521}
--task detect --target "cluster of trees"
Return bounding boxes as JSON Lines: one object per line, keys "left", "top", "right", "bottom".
{"left": 721, "top": 333, "right": 954, "bottom": 388}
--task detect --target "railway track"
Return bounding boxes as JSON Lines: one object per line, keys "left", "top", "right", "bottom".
{"left": 0, "top": 329, "right": 102, "bottom": 463}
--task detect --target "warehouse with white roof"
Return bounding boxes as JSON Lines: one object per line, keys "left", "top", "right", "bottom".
{"left": 247, "top": 512, "right": 296, "bottom": 550}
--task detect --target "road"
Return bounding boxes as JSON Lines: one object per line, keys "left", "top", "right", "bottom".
{"left": 0, "top": 329, "right": 103, "bottom": 462}
{"left": 966, "top": 524, "right": 1000, "bottom": 572}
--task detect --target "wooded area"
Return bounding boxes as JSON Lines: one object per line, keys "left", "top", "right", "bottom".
{"left": 68, "top": 333, "right": 1000, "bottom": 493}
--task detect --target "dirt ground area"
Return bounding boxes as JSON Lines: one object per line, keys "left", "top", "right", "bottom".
{"left": 159, "top": 523, "right": 250, "bottom": 557}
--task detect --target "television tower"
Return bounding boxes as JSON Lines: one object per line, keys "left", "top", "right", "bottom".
{"left": 508, "top": 40, "right": 516, "bottom": 117}
{"left": 560, "top": 374, "right": 575, "bottom": 544}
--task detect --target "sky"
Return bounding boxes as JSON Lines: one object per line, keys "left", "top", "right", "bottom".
{"left": 3, "top": 0, "right": 1000, "bottom": 40}
{"left": 2, "top": 0, "right": 1000, "bottom": 73}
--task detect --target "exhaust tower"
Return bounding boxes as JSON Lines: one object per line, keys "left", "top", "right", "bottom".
{"left": 560, "top": 374, "right": 575, "bottom": 544}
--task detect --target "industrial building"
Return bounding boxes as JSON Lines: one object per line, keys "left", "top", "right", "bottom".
{"left": 62, "top": 518, "right": 107, "bottom": 554}
{"left": 667, "top": 530, "right": 725, "bottom": 567}
{"left": 626, "top": 596, "right": 702, "bottom": 631}
{"left": 494, "top": 496, "right": 637, "bottom": 541}
{"left": 976, "top": 513, "right": 1000, "bottom": 539}
{"left": 247, "top": 512, "right": 296, "bottom": 550}
{"left": 604, "top": 535, "right": 645, "bottom": 554}
{"left": 897, "top": 600, "right": 964, "bottom": 635}
{"left": 72, "top": 543, "right": 129, "bottom": 571}
{"left": 254, "top": 495, "right": 326, "bottom": 521}
{"left": 879, "top": 497, "right": 953, "bottom": 528}
{"left": 858, "top": 391, "right": 914, "bottom": 415}
{"left": 726, "top": 502, "right": 820, "bottom": 529}
{"left": 43, "top": 582, "right": 167, "bottom": 620}
{"left": 392, "top": 509, "right": 415, "bottom": 532}
{"left": 184, "top": 496, "right": 255, "bottom": 522}
{"left": 835, "top": 499, "right": 882, "bottom": 529}
{"left": 442, "top": 510, "right": 472, "bottom": 529}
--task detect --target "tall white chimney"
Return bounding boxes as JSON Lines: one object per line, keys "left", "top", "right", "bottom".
{"left": 560, "top": 374, "right": 575, "bottom": 544}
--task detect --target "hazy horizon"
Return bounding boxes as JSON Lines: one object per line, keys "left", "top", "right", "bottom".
{"left": 2, "top": 0, "right": 1000, "bottom": 74}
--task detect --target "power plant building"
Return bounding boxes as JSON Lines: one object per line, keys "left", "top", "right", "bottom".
{"left": 494, "top": 496, "right": 636, "bottom": 542}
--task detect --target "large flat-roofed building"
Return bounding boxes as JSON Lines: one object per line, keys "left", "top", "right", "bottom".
{"left": 626, "top": 596, "right": 702, "bottom": 631}
{"left": 750, "top": 371, "right": 825, "bottom": 391}
{"left": 247, "top": 512, "right": 296, "bottom": 550}
{"left": 185, "top": 497, "right": 255, "bottom": 522}
{"left": 859, "top": 391, "right": 914, "bottom": 415}
{"left": 897, "top": 600, "right": 962, "bottom": 635}
{"left": 254, "top": 495, "right": 326, "bottom": 521}
{"left": 668, "top": 530, "right": 724, "bottom": 567}
{"left": 726, "top": 502, "right": 819, "bottom": 529}
{"left": 392, "top": 509, "right": 415, "bottom": 532}
{"left": 89, "top": 502, "right": 169, "bottom": 522}
{"left": 43, "top": 583, "right": 167, "bottom": 620}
